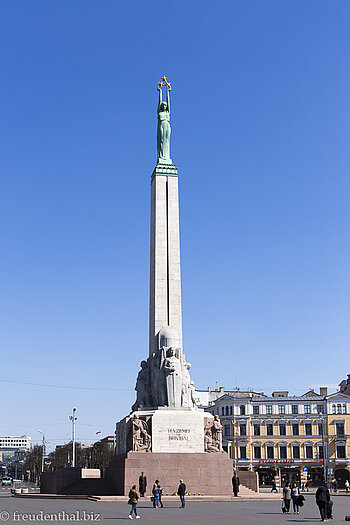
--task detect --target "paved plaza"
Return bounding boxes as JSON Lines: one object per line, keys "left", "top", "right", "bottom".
{"left": 1, "top": 492, "right": 350, "bottom": 524}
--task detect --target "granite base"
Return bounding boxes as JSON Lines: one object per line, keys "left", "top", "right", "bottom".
{"left": 108, "top": 451, "right": 233, "bottom": 496}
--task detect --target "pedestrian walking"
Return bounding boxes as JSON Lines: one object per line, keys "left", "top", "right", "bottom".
{"left": 282, "top": 482, "right": 292, "bottom": 514}
{"left": 291, "top": 482, "right": 300, "bottom": 514}
{"left": 345, "top": 479, "right": 350, "bottom": 494}
{"left": 157, "top": 481, "right": 164, "bottom": 508}
{"left": 128, "top": 485, "right": 140, "bottom": 520}
{"left": 232, "top": 472, "right": 240, "bottom": 497}
{"left": 177, "top": 479, "right": 186, "bottom": 508}
{"left": 138, "top": 472, "right": 147, "bottom": 497}
{"left": 271, "top": 480, "right": 278, "bottom": 493}
{"left": 315, "top": 482, "right": 330, "bottom": 522}
{"left": 152, "top": 479, "right": 160, "bottom": 508}
{"left": 332, "top": 479, "right": 337, "bottom": 493}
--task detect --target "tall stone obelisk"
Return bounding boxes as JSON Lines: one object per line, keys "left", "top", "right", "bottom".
{"left": 149, "top": 77, "right": 182, "bottom": 357}
{"left": 111, "top": 80, "right": 233, "bottom": 496}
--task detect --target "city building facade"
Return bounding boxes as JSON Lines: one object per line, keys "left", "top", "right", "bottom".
{"left": 207, "top": 386, "right": 350, "bottom": 488}
{"left": 0, "top": 436, "right": 31, "bottom": 463}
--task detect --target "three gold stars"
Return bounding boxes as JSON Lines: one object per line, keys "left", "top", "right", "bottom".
{"left": 158, "top": 76, "right": 171, "bottom": 88}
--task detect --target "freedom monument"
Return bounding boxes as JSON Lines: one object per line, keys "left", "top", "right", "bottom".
{"left": 109, "top": 78, "right": 233, "bottom": 495}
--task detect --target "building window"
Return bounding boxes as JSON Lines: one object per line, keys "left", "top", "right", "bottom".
{"left": 278, "top": 405, "right": 285, "bottom": 415}
{"left": 240, "top": 405, "right": 246, "bottom": 416}
{"left": 317, "top": 405, "right": 324, "bottom": 414}
{"left": 292, "top": 405, "right": 298, "bottom": 415}
{"left": 253, "top": 424, "right": 260, "bottom": 436}
{"left": 224, "top": 424, "right": 231, "bottom": 437}
{"left": 304, "top": 405, "right": 311, "bottom": 414}
{"left": 225, "top": 406, "right": 229, "bottom": 416}
{"left": 230, "top": 406, "right": 233, "bottom": 416}
{"left": 343, "top": 404, "right": 346, "bottom": 415}
{"left": 305, "top": 423, "right": 312, "bottom": 436}
{"left": 280, "top": 446, "right": 287, "bottom": 459}
{"left": 318, "top": 445, "right": 324, "bottom": 459}
{"left": 337, "top": 445, "right": 346, "bottom": 459}
{"left": 240, "top": 424, "right": 247, "bottom": 436}
{"left": 279, "top": 423, "right": 286, "bottom": 436}
{"left": 336, "top": 423, "right": 345, "bottom": 437}
{"left": 222, "top": 407, "right": 225, "bottom": 416}
{"left": 253, "top": 406, "right": 259, "bottom": 415}
{"left": 253, "top": 446, "right": 261, "bottom": 459}
{"left": 292, "top": 446, "right": 300, "bottom": 459}
{"left": 305, "top": 445, "right": 313, "bottom": 459}
{"left": 332, "top": 404, "right": 336, "bottom": 414}
{"left": 318, "top": 422, "right": 324, "bottom": 435}
{"left": 292, "top": 423, "right": 299, "bottom": 436}
{"left": 240, "top": 446, "right": 247, "bottom": 459}
{"left": 337, "top": 404, "right": 342, "bottom": 414}
{"left": 266, "top": 445, "right": 274, "bottom": 459}
{"left": 266, "top": 405, "right": 272, "bottom": 415}
{"left": 266, "top": 423, "right": 274, "bottom": 436}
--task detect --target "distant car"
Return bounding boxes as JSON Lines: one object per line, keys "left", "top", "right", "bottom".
{"left": 2, "top": 476, "right": 12, "bottom": 486}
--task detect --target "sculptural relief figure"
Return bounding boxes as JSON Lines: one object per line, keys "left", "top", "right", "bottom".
{"left": 204, "top": 415, "right": 223, "bottom": 453}
{"left": 131, "top": 325, "right": 197, "bottom": 409}
{"left": 132, "top": 360, "right": 151, "bottom": 411}
{"left": 204, "top": 424, "right": 220, "bottom": 453}
{"left": 181, "top": 361, "right": 192, "bottom": 407}
{"left": 131, "top": 414, "right": 151, "bottom": 452}
{"left": 212, "top": 415, "right": 223, "bottom": 451}
{"left": 189, "top": 380, "right": 196, "bottom": 407}
{"left": 163, "top": 347, "right": 182, "bottom": 406}
{"left": 157, "top": 83, "right": 171, "bottom": 162}
{"left": 150, "top": 351, "right": 167, "bottom": 407}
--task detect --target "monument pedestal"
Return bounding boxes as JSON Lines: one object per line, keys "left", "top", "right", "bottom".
{"left": 108, "top": 451, "right": 233, "bottom": 496}
{"left": 113, "top": 408, "right": 233, "bottom": 495}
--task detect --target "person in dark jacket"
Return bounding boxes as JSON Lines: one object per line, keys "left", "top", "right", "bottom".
{"left": 138, "top": 472, "right": 147, "bottom": 497}
{"left": 128, "top": 485, "right": 140, "bottom": 520}
{"left": 232, "top": 473, "right": 240, "bottom": 497}
{"left": 177, "top": 479, "right": 186, "bottom": 508}
{"left": 315, "top": 483, "right": 330, "bottom": 522}
{"left": 271, "top": 480, "right": 278, "bottom": 493}
{"left": 283, "top": 482, "right": 292, "bottom": 514}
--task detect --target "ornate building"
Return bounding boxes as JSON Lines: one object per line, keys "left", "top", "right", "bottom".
{"left": 207, "top": 384, "right": 350, "bottom": 488}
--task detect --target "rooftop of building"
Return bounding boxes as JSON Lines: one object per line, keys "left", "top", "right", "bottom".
{"left": 251, "top": 395, "right": 324, "bottom": 402}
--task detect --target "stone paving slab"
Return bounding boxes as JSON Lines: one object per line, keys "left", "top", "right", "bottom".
{"left": 15, "top": 492, "right": 282, "bottom": 502}
{"left": 2, "top": 495, "right": 350, "bottom": 524}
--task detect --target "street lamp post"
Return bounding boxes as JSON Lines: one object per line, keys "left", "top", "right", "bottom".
{"left": 322, "top": 416, "right": 328, "bottom": 484}
{"left": 37, "top": 429, "right": 45, "bottom": 474}
{"left": 69, "top": 408, "right": 77, "bottom": 467}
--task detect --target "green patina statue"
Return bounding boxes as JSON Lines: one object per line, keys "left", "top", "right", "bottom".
{"left": 157, "top": 76, "right": 172, "bottom": 163}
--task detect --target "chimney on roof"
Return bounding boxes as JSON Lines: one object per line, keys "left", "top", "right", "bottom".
{"left": 272, "top": 391, "right": 288, "bottom": 397}
{"left": 219, "top": 386, "right": 224, "bottom": 392}
{"left": 320, "top": 387, "right": 328, "bottom": 397}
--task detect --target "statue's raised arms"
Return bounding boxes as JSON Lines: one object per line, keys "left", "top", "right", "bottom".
{"left": 157, "top": 76, "right": 172, "bottom": 163}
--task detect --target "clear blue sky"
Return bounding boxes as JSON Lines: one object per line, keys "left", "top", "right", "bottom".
{"left": 1, "top": 1, "right": 349, "bottom": 450}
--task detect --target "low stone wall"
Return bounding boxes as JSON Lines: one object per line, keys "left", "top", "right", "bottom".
{"left": 40, "top": 468, "right": 101, "bottom": 494}
{"left": 238, "top": 470, "right": 259, "bottom": 493}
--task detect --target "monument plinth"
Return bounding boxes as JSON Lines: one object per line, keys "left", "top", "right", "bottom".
{"left": 111, "top": 78, "right": 233, "bottom": 495}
